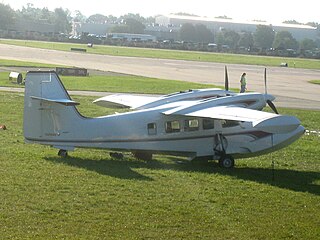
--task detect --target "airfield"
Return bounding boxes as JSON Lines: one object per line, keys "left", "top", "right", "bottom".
{"left": 0, "top": 42, "right": 319, "bottom": 239}
{"left": 0, "top": 43, "right": 320, "bottom": 110}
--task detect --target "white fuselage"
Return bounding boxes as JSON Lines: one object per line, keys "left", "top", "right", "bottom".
{"left": 23, "top": 71, "right": 304, "bottom": 161}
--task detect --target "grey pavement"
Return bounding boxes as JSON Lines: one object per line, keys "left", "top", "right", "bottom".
{"left": 0, "top": 43, "right": 320, "bottom": 110}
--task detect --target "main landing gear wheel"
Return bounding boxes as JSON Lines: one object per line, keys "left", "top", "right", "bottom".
{"left": 132, "top": 151, "right": 153, "bottom": 161}
{"left": 58, "top": 149, "right": 68, "bottom": 158}
{"left": 219, "top": 155, "right": 235, "bottom": 168}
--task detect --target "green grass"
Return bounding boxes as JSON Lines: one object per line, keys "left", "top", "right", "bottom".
{"left": 0, "top": 91, "right": 319, "bottom": 239}
{"left": 310, "top": 80, "right": 320, "bottom": 85}
{"left": 0, "top": 58, "right": 64, "bottom": 68}
{"left": 1, "top": 38, "right": 320, "bottom": 69}
{"left": 0, "top": 71, "right": 219, "bottom": 94}
{"left": 61, "top": 75, "right": 218, "bottom": 94}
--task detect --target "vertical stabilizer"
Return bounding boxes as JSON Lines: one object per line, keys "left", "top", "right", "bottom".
{"left": 23, "top": 71, "right": 81, "bottom": 142}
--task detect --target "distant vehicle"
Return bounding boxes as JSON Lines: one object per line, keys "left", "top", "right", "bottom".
{"left": 23, "top": 69, "right": 304, "bottom": 168}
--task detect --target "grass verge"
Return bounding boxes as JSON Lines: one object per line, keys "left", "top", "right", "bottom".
{"left": 309, "top": 80, "right": 320, "bottom": 85}
{"left": 0, "top": 58, "right": 64, "bottom": 68}
{"left": 0, "top": 71, "right": 219, "bottom": 94}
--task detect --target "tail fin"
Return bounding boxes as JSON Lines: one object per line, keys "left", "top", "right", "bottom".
{"left": 23, "top": 71, "right": 81, "bottom": 142}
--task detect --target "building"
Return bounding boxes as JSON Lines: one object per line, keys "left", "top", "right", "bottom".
{"left": 72, "top": 22, "right": 113, "bottom": 36}
{"left": 107, "top": 33, "right": 156, "bottom": 42}
{"left": 155, "top": 15, "right": 318, "bottom": 42}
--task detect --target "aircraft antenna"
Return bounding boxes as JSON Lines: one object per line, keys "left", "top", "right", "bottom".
{"left": 271, "top": 134, "right": 275, "bottom": 182}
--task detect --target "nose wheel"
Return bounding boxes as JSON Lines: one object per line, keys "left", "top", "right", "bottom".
{"left": 219, "top": 155, "right": 235, "bottom": 168}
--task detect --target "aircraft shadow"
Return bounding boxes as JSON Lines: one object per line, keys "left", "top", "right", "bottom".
{"left": 44, "top": 156, "right": 154, "bottom": 181}
{"left": 45, "top": 156, "right": 320, "bottom": 196}
{"left": 174, "top": 160, "right": 320, "bottom": 196}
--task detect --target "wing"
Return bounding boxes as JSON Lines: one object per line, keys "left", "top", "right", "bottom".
{"left": 163, "top": 105, "right": 301, "bottom": 134}
{"left": 93, "top": 94, "right": 160, "bottom": 109}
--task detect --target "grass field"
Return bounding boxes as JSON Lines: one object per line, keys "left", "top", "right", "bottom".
{"left": 0, "top": 58, "right": 60, "bottom": 68}
{"left": 310, "top": 80, "right": 320, "bottom": 85}
{"left": 0, "top": 91, "right": 319, "bottom": 239}
{"left": 0, "top": 71, "right": 220, "bottom": 94}
{"left": 1, "top": 38, "right": 320, "bottom": 70}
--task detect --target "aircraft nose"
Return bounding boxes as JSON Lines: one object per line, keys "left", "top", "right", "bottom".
{"left": 272, "top": 125, "right": 305, "bottom": 148}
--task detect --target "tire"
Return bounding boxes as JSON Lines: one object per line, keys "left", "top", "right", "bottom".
{"left": 219, "top": 155, "right": 235, "bottom": 168}
{"left": 110, "top": 152, "right": 124, "bottom": 160}
{"left": 132, "top": 151, "right": 153, "bottom": 161}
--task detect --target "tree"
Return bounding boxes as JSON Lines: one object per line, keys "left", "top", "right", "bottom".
{"left": 125, "top": 18, "right": 145, "bottom": 34}
{"left": 300, "top": 38, "right": 317, "bottom": 51}
{"left": 254, "top": 25, "right": 275, "bottom": 49}
{"left": 283, "top": 20, "right": 302, "bottom": 25}
{"left": 119, "top": 13, "right": 147, "bottom": 24}
{"left": 54, "top": 8, "right": 72, "bottom": 33}
{"left": 195, "top": 24, "right": 213, "bottom": 43}
{"left": 87, "top": 14, "right": 109, "bottom": 24}
{"left": 73, "top": 10, "right": 86, "bottom": 23}
{"left": 0, "top": 3, "right": 16, "bottom": 30}
{"left": 107, "top": 15, "right": 118, "bottom": 24}
{"left": 110, "top": 18, "right": 145, "bottom": 34}
{"left": 215, "top": 29, "right": 240, "bottom": 49}
{"left": 273, "top": 31, "right": 298, "bottom": 50}
{"left": 180, "top": 23, "right": 196, "bottom": 42}
{"left": 17, "top": 4, "right": 55, "bottom": 24}
{"left": 40, "top": 8, "right": 55, "bottom": 24}
{"left": 223, "top": 30, "right": 240, "bottom": 49}
{"left": 305, "top": 22, "right": 319, "bottom": 28}
{"left": 238, "top": 32, "right": 254, "bottom": 49}
{"left": 110, "top": 25, "right": 129, "bottom": 33}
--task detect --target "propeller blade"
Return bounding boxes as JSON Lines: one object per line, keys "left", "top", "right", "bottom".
{"left": 264, "top": 68, "right": 267, "bottom": 94}
{"left": 225, "top": 66, "right": 229, "bottom": 91}
{"left": 266, "top": 99, "right": 279, "bottom": 114}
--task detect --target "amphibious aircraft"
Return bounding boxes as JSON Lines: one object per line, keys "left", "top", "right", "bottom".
{"left": 23, "top": 69, "right": 304, "bottom": 168}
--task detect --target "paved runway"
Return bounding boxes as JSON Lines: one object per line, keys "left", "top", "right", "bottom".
{"left": 0, "top": 43, "right": 319, "bottom": 109}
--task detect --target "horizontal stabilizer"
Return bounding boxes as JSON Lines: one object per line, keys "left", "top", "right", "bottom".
{"left": 31, "top": 96, "right": 79, "bottom": 106}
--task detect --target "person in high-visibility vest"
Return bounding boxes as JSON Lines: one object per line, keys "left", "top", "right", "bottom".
{"left": 240, "top": 72, "right": 247, "bottom": 93}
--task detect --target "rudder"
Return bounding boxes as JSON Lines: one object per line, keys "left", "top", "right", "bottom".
{"left": 23, "top": 71, "right": 81, "bottom": 143}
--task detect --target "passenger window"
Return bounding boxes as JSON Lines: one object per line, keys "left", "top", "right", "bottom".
{"left": 203, "top": 119, "right": 215, "bottom": 130}
{"left": 165, "top": 120, "right": 180, "bottom": 133}
{"left": 184, "top": 119, "right": 199, "bottom": 131}
{"left": 222, "top": 120, "right": 240, "bottom": 128}
{"left": 147, "top": 123, "right": 157, "bottom": 135}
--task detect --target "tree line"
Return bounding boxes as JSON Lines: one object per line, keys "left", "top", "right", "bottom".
{"left": 211, "top": 25, "right": 320, "bottom": 54}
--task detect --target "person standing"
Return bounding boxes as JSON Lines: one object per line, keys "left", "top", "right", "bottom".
{"left": 240, "top": 72, "right": 247, "bottom": 93}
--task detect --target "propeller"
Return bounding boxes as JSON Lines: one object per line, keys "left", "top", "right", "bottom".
{"left": 225, "top": 65, "right": 229, "bottom": 91}
{"left": 266, "top": 99, "right": 279, "bottom": 114}
{"left": 264, "top": 68, "right": 279, "bottom": 114}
